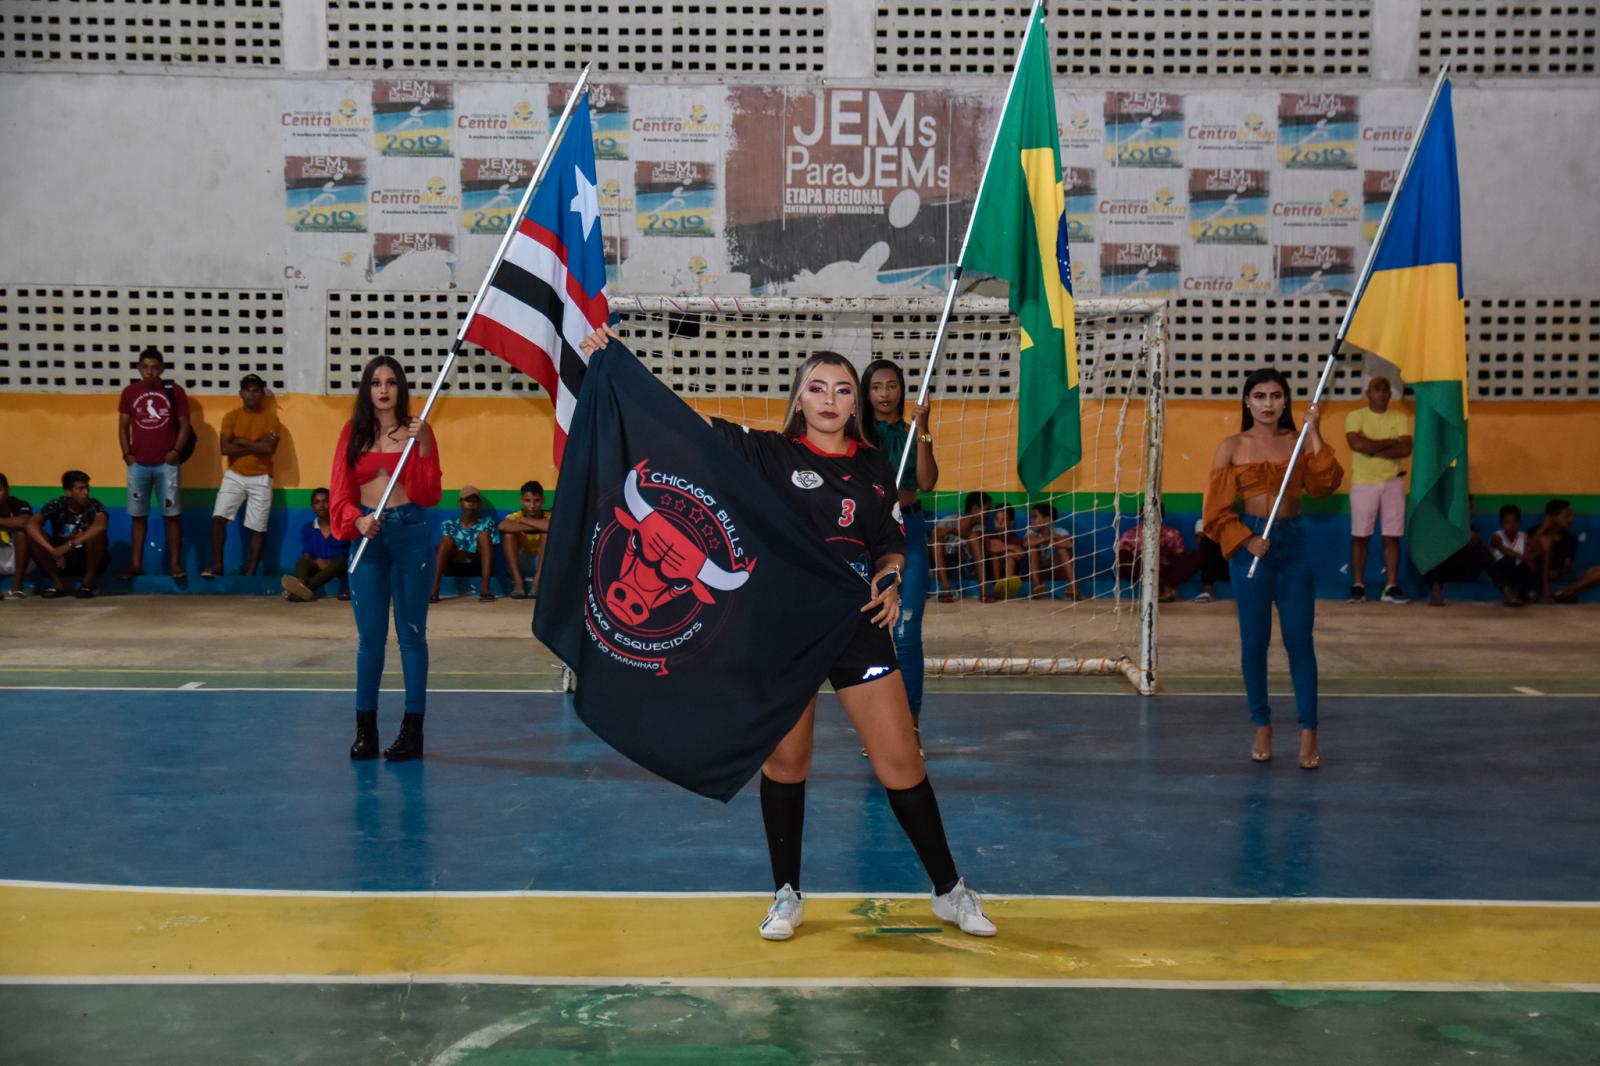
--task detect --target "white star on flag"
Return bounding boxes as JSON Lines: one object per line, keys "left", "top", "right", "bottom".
{"left": 570, "top": 165, "right": 600, "bottom": 240}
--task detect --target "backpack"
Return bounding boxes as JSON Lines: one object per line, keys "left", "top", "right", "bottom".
{"left": 162, "top": 380, "right": 198, "bottom": 464}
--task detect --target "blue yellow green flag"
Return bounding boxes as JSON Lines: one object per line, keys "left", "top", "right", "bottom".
{"left": 960, "top": 3, "right": 1079, "bottom": 493}
{"left": 1345, "top": 80, "right": 1469, "bottom": 574}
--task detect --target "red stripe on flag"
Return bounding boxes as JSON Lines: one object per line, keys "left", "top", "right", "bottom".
{"left": 517, "top": 218, "right": 610, "bottom": 328}
{"left": 463, "top": 315, "right": 571, "bottom": 464}
{"left": 464, "top": 314, "right": 559, "bottom": 400}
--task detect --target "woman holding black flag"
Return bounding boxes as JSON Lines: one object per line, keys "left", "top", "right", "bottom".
{"left": 579, "top": 325, "right": 995, "bottom": 942}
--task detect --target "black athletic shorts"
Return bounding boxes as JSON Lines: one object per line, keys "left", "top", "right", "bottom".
{"left": 828, "top": 613, "right": 899, "bottom": 691}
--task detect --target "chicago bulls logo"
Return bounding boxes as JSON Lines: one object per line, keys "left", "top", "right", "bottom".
{"left": 584, "top": 462, "right": 755, "bottom": 675}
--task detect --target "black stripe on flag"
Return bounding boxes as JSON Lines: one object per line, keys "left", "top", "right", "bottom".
{"left": 491, "top": 257, "right": 589, "bottom": 399}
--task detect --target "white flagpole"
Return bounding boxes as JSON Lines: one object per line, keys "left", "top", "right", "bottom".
{"left": 351, "top": 65, "right": 594, "bottom": 573}
{"left": 892, "top": 0, "right": 1044, "bottom": 490}
{"left": 1246, "top": 64, "right": 1450, "bottom": 579}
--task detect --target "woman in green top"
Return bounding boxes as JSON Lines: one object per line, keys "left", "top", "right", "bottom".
{"left": 862, "top": 358, "right": 939, "bottom": 725}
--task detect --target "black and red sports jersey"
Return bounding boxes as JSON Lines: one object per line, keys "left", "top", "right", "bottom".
{"left": 711, "top": 418, "right": 905, "bottom": 582}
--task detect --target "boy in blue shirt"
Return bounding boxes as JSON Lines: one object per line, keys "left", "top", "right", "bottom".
{"left": 282, "top": 488, "right": 348, "bottom": 602}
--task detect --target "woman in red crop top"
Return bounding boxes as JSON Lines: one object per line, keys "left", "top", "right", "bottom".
{"left": 1201, "top": 367, "right": 1343, "bottom": 769}
{"left": 329, "top": 355, "right": 443, "bottom": 762}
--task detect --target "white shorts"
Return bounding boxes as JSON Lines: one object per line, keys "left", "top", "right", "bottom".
{"left": 1350, "top": 477, "right": 1405, "bottom": 538}
{"left": 213, "top": 470, "right": 273, "bottom": 532}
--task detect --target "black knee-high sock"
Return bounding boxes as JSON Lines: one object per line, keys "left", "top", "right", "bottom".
{"left": 885, "top": 775, "right": 960, "bottom": 896}
{"left": 760, "top": 773, "right": 805, "bottom": 892}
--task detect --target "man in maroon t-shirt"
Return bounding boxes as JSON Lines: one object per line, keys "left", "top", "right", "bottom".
{"left": 117, "top": 346, "right": 191, "bottom": 579}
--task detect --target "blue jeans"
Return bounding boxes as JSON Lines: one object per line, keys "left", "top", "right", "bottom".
{"left": 126, "top": 462, "right": 180, "bottom": 518}
{"left": 1228, "top": 514, "right": 1318, "bottom": 730}
{"left": 348, "top": 504, "right": 434, "bottom": 715}
{"left": 892, "top": 507, "right": 928, "bottom": 720}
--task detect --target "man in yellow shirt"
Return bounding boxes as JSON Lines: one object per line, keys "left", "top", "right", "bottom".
{"left": 1344, "top": 375, "right": 1411, "bottom": 603}
{"left": 204, "top": 374, "right": 280, "bottom": 578}
{"left": 498, "top": 480, "right": 550, "bottom": 599}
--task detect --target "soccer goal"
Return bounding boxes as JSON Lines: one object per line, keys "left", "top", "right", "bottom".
{"left": 609, "top": 295, "right": 1168, "bottom": 695}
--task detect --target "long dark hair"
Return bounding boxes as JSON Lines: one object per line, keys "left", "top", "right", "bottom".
{"left": 781, "top": 351, "right": 868, "bottom": 444}
{"left": 860, "top": 358, "right": 906, "bottom": 448}
{"left": 346, "top": 355, "right": 412, "bottom": 468}
{"left": 1240, "top": 367, "right": 1297, "bottom": 432}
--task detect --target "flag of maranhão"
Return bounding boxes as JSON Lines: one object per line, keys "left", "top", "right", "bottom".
{"left": 465, "top": 94, "right": 609, "bottom": 467}
{"left": 960, "top": 2, "right": 1081, "bottom": 494}
{"left": 1345, "top": 79, "right": 1469, "bottom": 574}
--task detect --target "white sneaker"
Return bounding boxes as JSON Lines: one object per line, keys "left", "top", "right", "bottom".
{"left": 759, "top": 884, "right": 804, "bottom": 941}
{"left": 1380, "top": 585, "right": 1409, "bottom": 604}
{"left": 931, "top": 878, "right": 997, "bottom": 936}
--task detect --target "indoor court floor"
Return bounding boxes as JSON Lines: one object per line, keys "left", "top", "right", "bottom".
{"left": 2, "top": 667, "right": 1598, "bottom": 1064}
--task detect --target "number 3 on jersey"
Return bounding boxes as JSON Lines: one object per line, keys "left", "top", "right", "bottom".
{"left": 837, "top": 499, "right": 856, "bottom": 527}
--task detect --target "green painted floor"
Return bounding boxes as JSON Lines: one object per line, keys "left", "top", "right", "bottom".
{"left": 2, "top": 985, "right": 1595, "bottom": 1065}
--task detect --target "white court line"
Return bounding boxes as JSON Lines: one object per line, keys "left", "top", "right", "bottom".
{"left": 1, "top": 974, "right": 1596, "bottom": 993}
{"left": 3, "top": 878, "right": 1595, "bottom": 907}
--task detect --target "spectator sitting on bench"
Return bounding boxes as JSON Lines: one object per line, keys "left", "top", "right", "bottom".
{"left": 1117, "top": 503, "right": 1208, "bottom": 603}
{"left": 431, "top": 485, "right": 499, "bottom": 603}
{"left": 935, "top": 493, "right": 1022, "bottom": 602}
{"left": 1023, "top": 502, "right": 1077, "bottom": 600}
{"left": 1527, "top": 499, "right": 1578, "bottom": 604}
{"left": 0, "top": 473, "right": 35, "bottom": 600}
{"left": 1424, "top": 500, "right": 1524, "bottom": 607}
{"left": 26, "top": 470, "right": 110, "bottom": 599}
{"left": 499, "top": 480, "right": 550, "bottom": 600}
{"left": 282, "top": 487, "right": 349, "bottom": 602}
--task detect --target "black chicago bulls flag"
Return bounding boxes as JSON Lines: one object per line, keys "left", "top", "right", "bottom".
{"left": 534, "top": 341, "right": 865, "bottom": 801}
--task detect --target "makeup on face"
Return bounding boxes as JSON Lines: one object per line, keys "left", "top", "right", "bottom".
{"left": 800, "top": 367, "right": 856, "bottom": 427}
{"left": 370, "top": 369, "right": 398, "bottom": 410}
{"left": 1249, "top": 384, "right": 1285, "bottom": 422}
{"left": 868, "top": 369, "right": 901, "bottom": 417}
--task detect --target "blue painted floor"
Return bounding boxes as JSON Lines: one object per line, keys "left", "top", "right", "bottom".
{"left": 0, "top": 689, "right": 1595, "bottom": 899}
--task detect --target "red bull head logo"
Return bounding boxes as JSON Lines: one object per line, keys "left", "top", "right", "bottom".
{"left": 584, "top": 462, "right": 756, "bottom": 676}
{"left": 605, "top": 467, "right": 750, "bottom": 625}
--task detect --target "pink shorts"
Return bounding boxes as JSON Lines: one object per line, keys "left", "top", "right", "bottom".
{"left": 1350, "top": 477, "right": 1405, "bottom": 537}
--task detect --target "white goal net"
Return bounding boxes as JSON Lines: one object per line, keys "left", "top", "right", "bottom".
{"left": 608, "top": 295, "right": 1168, "bottom": 695}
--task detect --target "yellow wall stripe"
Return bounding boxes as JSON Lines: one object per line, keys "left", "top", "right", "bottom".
{"left": 4, "top": 393, "right": 1598, "bottom": 496}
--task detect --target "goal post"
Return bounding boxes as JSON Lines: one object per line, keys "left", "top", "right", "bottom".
{"left": 606, "top": 295, "right": 1169, "bottom": 695}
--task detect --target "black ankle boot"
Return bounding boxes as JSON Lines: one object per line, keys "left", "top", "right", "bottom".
{"left": 383, "top": 712, "right": 425, "bottom": 761}
{"left": 350, "top": 710, "right": 379, "bottom": 761}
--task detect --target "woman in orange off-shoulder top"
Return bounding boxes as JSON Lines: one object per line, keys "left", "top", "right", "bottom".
{"left": 1201, "top": 368, "right": 1343, "bottom": 769}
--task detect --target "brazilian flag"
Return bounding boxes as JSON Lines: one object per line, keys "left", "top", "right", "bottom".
{"left": 961, "top": 3, "right": 1079, "bottom": 493}
{"left": 1345, "top": 80, "right": 1469, "bottom": 574}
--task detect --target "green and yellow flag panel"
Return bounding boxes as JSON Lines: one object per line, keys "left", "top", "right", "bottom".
{"left": 960, "top": 4, "right": 1080, "bottom": 494}
{"left": 1346, "top": 80, "right": 1469, "bottom": 574}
